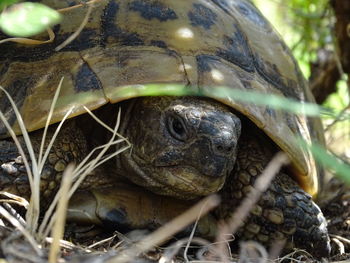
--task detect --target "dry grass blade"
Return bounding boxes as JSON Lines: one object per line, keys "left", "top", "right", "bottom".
{"left": 48, "top": 164, "right": 75, "bottom": 263}
{"left": 183, "top": 213, "right": 201, "bottom": 262}
{"left": 216, "top": 152, "right": 289, "bottom": 261}
{"left": 30, "top": 80, "right": 73, "bottom": 235}
{"left": 57, "top": 0, "right": 103, "bottom": 12}
{"left": 87, "top": 233, "right": 118, "bottom": 249}
{"left": 0, "top": 86, "right": 40, "bottom": 232}
{"left": 1, "top": 203, "right": 26, "bottom": 227}
{"left": 55, "top": 4, "right": 93, "bottom": 51}
{"left": 330, "top": 234, "right": 350, "bottom": 245}
{"left": 0, "top": 79, "right": 70, "bottom": 235}
{"left": 0, "top": 191, "right": 29, "bottom": 209}
{"left": 45, "top": 237, "right": 77, "bottom": 250}
{"left": 268, "top": 239, "right": 286, "bottom": 260}
{"left": 107, "top": 194, "right": 220, "bottom": 263}
{"left": 332, "top": 237, "right": 345, "bottom": 254}
{"left": 161, "top": 237, "right": 212, "bottom": 263}
{"left": 67, "top": 109, "right": 129, "bottom": 191}
{"left": 0, "top": 28, "right": 55, "bottom": 45}
{"left": 238, "top": 241, "right": 268, "bottom": 263}
{"left": 278, "top": 249, "right": 312, "bottom": 262}
{"left": 38, "top": 77, "right": 64, "bottom": 170}
{"left": 38, "top": 107, "right": 129, "bottom": 239}
{"left": 0, "top": 205, "right": 41, "bottom": 256}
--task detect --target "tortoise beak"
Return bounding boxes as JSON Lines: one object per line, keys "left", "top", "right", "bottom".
{"left": 154, "top": 138, "right": 237, "bottom": 178}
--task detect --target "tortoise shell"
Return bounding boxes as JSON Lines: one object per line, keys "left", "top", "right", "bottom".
{"left": 0, "top": 0, "right": 323, "bottom": 195}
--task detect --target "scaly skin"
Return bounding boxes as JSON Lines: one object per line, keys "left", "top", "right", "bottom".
{"left": 217, "top": 125, "right": 330, "bottom": 256}
{"left": 0, "top": 122, "right": 87, "bottom": 208}
{"left": 0, "top": 97, "right": 330, "bottom": 257}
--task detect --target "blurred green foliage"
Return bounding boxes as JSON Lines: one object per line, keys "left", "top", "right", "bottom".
{"left": 253, "top": 0, "right": 349, "bottom": 108}
{"left": 253, "top": 0, "right": 331, "bottom": 78}
{"left": 324, "top": 80, "right": 349, "bottom": 111}
{"left": 0, "top": 0, "right": 18, "bottom": 11}
{"left": 0, "top": 1, "right": 61, "bottom": 37}
{"left": 254, "top": 0, "right": 350, "bottom": 177}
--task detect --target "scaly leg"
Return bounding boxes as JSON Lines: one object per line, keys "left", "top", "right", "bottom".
{"left": 0, "top": 121, "right": 88, "bottom": 208}
{"left": 218, "top": 130, "right": 331, "bottom": 257}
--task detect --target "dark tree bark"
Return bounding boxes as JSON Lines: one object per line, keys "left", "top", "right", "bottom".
{"left": 308, "top": 0, "right": 350, "bottom": 104}
{"left": 309, "top": 50, "right": 340, "bottom": 104}
{"left": 331, "top": 0, "right": 350, "bottom": 74}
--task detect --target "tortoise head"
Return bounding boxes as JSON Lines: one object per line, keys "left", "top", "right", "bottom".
{"left": 118, "top": 96, "right": 241, "bottom": 199}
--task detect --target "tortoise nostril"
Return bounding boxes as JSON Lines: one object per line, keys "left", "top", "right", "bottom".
{"left": 215, "top": 143, "right": 234, "bottom": 154}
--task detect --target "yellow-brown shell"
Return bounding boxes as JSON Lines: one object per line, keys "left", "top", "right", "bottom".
{"left": 0, "top": 0, "right": 323, "bottom": 195}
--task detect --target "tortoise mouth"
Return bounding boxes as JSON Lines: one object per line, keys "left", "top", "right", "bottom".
{"left": 121, "top": 153, "right": 226, "bottom": 199}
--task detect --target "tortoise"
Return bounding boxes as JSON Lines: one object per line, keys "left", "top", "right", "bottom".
{"left": 0, "top": 0, "right": 330, "bottom": 257}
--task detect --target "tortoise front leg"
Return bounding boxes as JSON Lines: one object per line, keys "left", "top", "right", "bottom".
{"left": 0, "top": 121, "right": 88, "bottom": 208}
{"left": 217, "top": 132, "right": 331, "bottom": 257}
{"left": 67, "top": 181, "right": 218, "bottom": 238}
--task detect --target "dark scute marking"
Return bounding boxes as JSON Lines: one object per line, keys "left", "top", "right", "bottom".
{"left": 188, "top": 3, "right": 217, "bottom": 29}
{"left": 197, "top": 54, "right": 255, "bottom": 86}
{"left": 211, "top": 0, "right": 269, "bottom": 28}
{"left": 196, "top": 54, "right": 215, "bottom": 72}
{"left": 216, "top": 24, "right": 254, "bottom": 72}
{"left": 0, "top": 78, "right": 32, "bottom": 136}
{"left": 0, "top": 60, "right": 10, "bottom": 79}
{"left": 235, "top": 0, "right": 268, "bottom": 27}
{"left": 284, "top": 112, "right": 302, "bottom": 136}
{"left": 128, "top": 1, "right": 177, "bottom": 21}
{"left": 0, "top": 27, "right": 97, "bottom": 63}
{"left": 100, "top": 0, "right": 118, "bottom": 45}
{"left": 253, "top": 53, "right": 300, "bottom": 99}
{"left": 74, "top": 63, "right": 102, "bottom": 92}
{"left": 59, "top": 28, "right": 98, "bottom": 51}
{"left": 211, "top": 0, "right": 230, "bottom": 15}
{"left": 118, "top": 32, "right": 144, "bottom": 46}
{"left": 101, "top": 1, "right": 144, "bottom": 46}
{"left": 150, "top": 40, "right": 168, "bottom": 48}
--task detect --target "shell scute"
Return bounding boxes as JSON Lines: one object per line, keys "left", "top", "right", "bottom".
{"left": 101, "top": 1, "right": 145, "bottom": 47}
{"left": 0, "top": 0, "right": 323, "bottom": 195}
{"left": 254, "top": 53, "right": 301, "bottom": 100}
{"left": 234, "top": 0, "right": 269, "bottom": 27}
{"left": 188, "top": 3, "right": 218, "bottom": 29}
{"left": 74, "top": 63, "right": 103, "bottom": 93}
{"left": 216, "top": 24, "right": 254, "bottom": 72}
{"left": 128, "top": 0, "right": 178, "bottom": 22}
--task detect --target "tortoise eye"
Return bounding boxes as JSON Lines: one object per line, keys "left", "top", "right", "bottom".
{"left": 167, "top": 115, "right": 187, "bottom": 141}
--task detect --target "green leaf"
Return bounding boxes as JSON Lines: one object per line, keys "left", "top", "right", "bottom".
{"left": 115, "top": 84, "right": 343, "bottom": 117}
{"left": 0, "top": 0, "right": 19, "bottom": 11}
{"left": 0, "top": 2, "right": 61, "bottom": 37}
